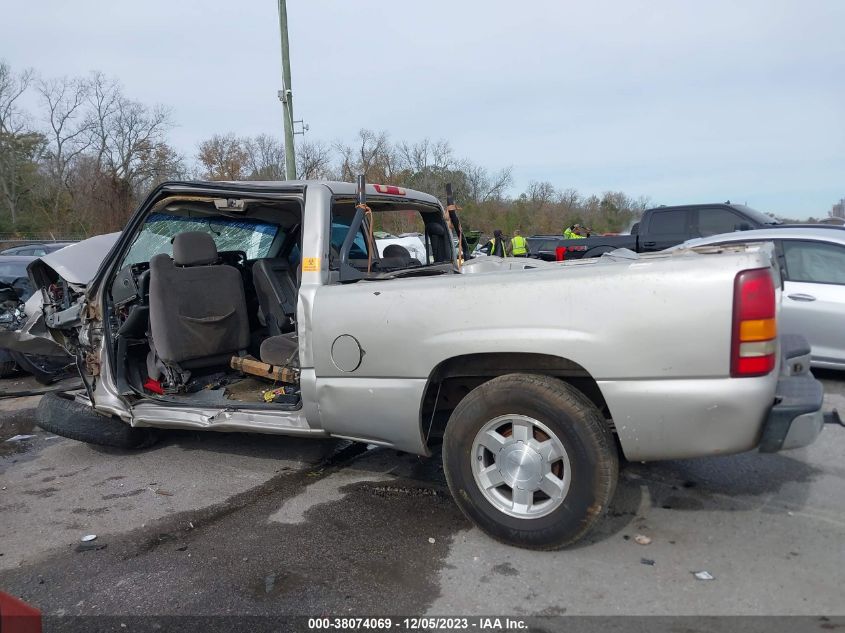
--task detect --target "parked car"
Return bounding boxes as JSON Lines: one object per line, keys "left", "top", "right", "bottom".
{"left": 0, "top": 235, "right": 118, "bottom": 382}
{"left": 0, "top": 256, "right": 35, "bottom": 297}
{"left": 0, "top": 242, "right": 75, "bottom": 257}
{"left": 5, "top": 180, "right": 830, "bottom": 549}
{"left": 526, "top": 202, "right": 844, "bottom": 261}
{"left": 0, "top": 256, "right": 69, "bottom": 381}
{"left": 677, "top": 227, "right": 845, "bottom": 370}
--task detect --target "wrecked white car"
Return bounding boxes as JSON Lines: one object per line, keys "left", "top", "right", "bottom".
{"left": 6, "top": 178, "right": 832, "bottom": 549}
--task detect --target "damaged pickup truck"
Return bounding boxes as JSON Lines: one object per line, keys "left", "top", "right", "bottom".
{"left": 5, "top": 178, "right": 833, "bottom": 549}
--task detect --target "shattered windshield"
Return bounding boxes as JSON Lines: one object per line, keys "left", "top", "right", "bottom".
{"left": 123, "top": 213, "right": 279, "bottom": 265}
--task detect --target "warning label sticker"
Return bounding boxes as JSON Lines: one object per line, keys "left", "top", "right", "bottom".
{"left": 302, "top": 257, "right": 321, "bottom": 272}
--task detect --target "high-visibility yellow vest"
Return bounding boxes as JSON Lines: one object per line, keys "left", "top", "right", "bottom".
{"left": 511, "top": 235, "right": 527, "bottom": 255}
{"left": 489, "top": 238, "right": 503, "bottom": 256}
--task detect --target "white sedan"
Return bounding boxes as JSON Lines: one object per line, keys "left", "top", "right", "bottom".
{"left": 679, "top": 227, "right": 845, "bottom": 370}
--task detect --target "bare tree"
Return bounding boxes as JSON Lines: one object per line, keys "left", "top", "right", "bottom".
{"left": 526, "top": 181, "right": 556, "bottom": 209}
{"left": 37, "top": 76, "right": 91, "bottom": 222}
{"left": 86, "top": 71, "right": 120, "bottom": 171}
{"left": 80, "top": 73, "right": 173, "bottom": 227}
{"left": 0, "top": 62, "right": 32, "bottom": 137}
{"left": 296, "top": 139, "right": 333, "bottom": 180}
{"left": 0, "top": 62, "right": 37, "bottom": 225}
{"left": 336, "top": 129, "right": 396, "bottom": 183}
{"left": 460, "top": 161, "right": 513, "bottom": 204}
{"left": 244, "top": 134, "right": 285, "bottom": 180}
{"left": 108, "top": 100, "right": 172, "bottom": 183}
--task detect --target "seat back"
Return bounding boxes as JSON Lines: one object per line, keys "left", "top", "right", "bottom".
{"left": 148, "top": 232, "right": 250, "bottom": 366}
{"left": 252, "top": 258, "right": 298, "bottom": 336}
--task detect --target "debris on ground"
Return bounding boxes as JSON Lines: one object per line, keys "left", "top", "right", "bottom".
{"left": 4, "top": 434, "right": 36, "bottom": 443}
{"left": 640, "top": 558, "right": 655, "bottom": 566}
{"left": 428, "top": 537, "right": 436, "bottom": 544}
{"left": 154, "top": 489, "right": 174, "bottom": 496}
{"left": 81, "top": 534, "right": 97, "bottom": 542}
{"left": 265, "top": 574, "right": 276, "bottom": 594}
{"left": 693, "top": 570, "right": 715, "bottom": 581}
{"left": 634, "top": 534, "right": 652, "bottom": 545}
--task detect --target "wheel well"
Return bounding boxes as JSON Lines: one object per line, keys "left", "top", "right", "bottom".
{"left": 420, "top": 353, "right": 610, "bottom": 449}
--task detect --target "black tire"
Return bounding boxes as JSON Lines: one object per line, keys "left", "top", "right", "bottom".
{"left": 0, "top": 360, "right": 17, "bottom": 377}
{"left": 36, "top": 391, "right": 158, "bottom": 449}
{"left": 443, "top": 373, "right": 618, "bottom": 550}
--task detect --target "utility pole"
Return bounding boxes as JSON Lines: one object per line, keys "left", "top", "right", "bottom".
{"left": 277, "top": 0, "right": 296, "bottom": 180}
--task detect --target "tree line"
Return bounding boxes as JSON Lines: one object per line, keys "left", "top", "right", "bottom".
{"left": 14, "top": 60, "right": 817, "bottom": 239}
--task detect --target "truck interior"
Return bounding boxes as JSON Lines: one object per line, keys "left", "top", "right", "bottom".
{"left": 92, "top": 191, "right": 454, "bottom": 409}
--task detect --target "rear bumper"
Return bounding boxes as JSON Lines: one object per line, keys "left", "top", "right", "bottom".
{"left": 758, "top": 334, "right": 825, "bottom": 453}
{"left": 758, "top": 374, "right": 824, "bottom": 452}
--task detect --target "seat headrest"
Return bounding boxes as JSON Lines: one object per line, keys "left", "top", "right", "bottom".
{"left": 383, "top": 244, "right": 412, "bottom": 260}
{"left": 172, "top": 232, "right": 218, "bottom": 266}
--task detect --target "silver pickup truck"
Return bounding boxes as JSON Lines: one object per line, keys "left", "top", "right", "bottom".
{"left": 6, "top": 179, "right": 829, "bottom": 549}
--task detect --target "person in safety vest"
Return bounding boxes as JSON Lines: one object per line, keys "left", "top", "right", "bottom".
{"left": 564, "top": 224, "right": 587, "bottom": 239}
{"left": 511, "top": 229, "right": 528, "bottom": 257}
{"left": 481, "top": 229, "right": 508, "bottom": 257}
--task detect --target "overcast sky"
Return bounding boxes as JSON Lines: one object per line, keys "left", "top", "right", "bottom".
{"left": 4, "top": 0, "right": 843, "bottom": 217}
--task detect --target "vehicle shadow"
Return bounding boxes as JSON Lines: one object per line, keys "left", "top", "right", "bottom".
{"left": 90, "top": 428, "right": 344, "bottom": 465}
{"left": 812, "top": 368, "right": 843, "bottom": 382}
{"left": 573, "top": 449, "right": 824, "bottom": 548}
{"left": 89, "top": 429, "right": 825, "bottom": 549}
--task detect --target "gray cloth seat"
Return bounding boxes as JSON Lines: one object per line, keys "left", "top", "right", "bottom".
{"left": 260, "top": 333, "right": 299, "bottom": 368}
{"left": 149, "top": 231, "right": 250, "bottom": 370}
{"left": 252, "top": 258, "right": 298, "bottom": 336}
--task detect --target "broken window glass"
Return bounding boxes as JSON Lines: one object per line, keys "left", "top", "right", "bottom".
{"left": 123, "top": 213, "right": 279, "bottom": 265}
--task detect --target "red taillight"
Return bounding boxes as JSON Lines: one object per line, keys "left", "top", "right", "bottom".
{"left": 372, "top": 184, "right": 406, "bottom": 195}
{"left": 555, "top": 246, "right": 566, "bottom": 261}
{"left": 731, "top": 268, "right": 777, "bottom": 377}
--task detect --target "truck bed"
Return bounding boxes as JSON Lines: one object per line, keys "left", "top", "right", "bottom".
{"left": 526, "top": 234, "right": 636, "bottom": 260}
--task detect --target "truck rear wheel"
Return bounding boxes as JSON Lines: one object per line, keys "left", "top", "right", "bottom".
{"left": 442, "top": 373, "right": 617, "bottom": 549}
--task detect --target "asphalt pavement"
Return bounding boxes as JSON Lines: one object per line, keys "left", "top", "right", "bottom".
{"left": 0, "top": 371, "right": 843, "bottom": 620}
